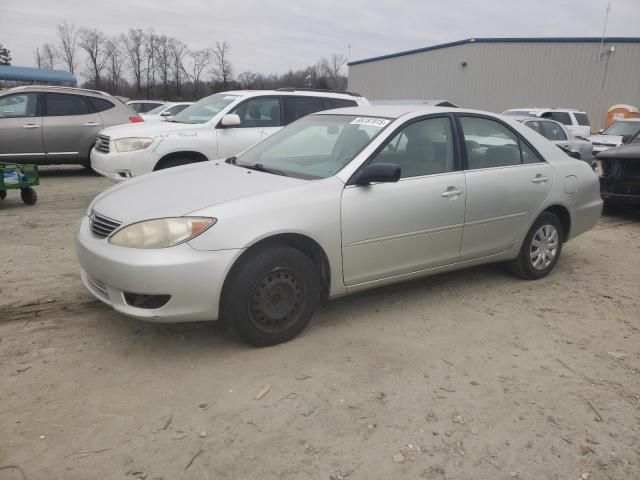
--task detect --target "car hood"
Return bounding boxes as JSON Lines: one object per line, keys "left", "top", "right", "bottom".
{"left": 588, "top": 134, "right": 623, "bottom": 145}
{"left": 90, "top": 162, "right": 307, "bottom": 225}
{"left": 596, "top": 143, "right": 640, "bottom": 160}
{"left": 99, "top": 120, "right": 207, "bottom": 139}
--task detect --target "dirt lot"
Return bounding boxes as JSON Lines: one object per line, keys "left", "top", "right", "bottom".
{"left": 1, "top": 167, "right": 639, "bottom": 480}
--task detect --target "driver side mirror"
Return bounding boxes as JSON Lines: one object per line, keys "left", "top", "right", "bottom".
{"left": 352, "top": 163, "right": 401, "bottom": 185}
{"left": 160, "top": 111, "right": 172, "bottom": 117}
{"left": 220, "top": 113, "right": 241, "bottom": 127}
{"left": 598, "top": 129, "right": 604, "bottom": 134}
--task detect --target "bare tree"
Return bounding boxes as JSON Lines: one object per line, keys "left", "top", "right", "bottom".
{"left": 211, "top": 41, "right": 232, "bottom": 89}
{"left": 0, "top": 44, "right": 11, "bottom": 66}
{"left": 41, "top": 43, "right": 57, "bottom": 69}
{"left": 169, "top": 38, "right": 188, "bottom": 99}
{"left": 155, "top": 34, "right": 172, "bottom": 97}
{"left": 318, "top": 53, "right": 347, "bottom": 90}
{"left": 237, "top": 70, "right": 259, "bottom": 89}
{"left": 34, "top": 48, "right": 43, "bottom": 68}
{"left": 185, "top": 48, "right": 212, "bottom": 98}
{"left": 56, "top": 21, "right": 77, "bottom": 74}
{"left": 78, "top": 27, "right": 108, "bottom": 88}
{"left": 121, "top": 28, "right": 144, "bottom": 93}
{"left": 105, "top": 38, "right": 125, "bottom": 94}
{"left": 144, "top": 31, "right": 157, "bottom": 98}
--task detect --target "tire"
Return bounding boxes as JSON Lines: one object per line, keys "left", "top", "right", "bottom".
{"left": 20, "top": 187, "right": 37, "bottom": 205}
{"left": 508, "top": 211, "right": 563, "bottom": 280}
{"left": 0, "top": 190, "right": 6, "bottom": 200}
{"left": 155, "top": 157, "right": 194, "bottom": 171}
{"left": 221, "top": 245, "right": 321, "bottom": 347}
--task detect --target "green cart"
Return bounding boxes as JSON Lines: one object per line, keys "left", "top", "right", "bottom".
{"left": 0, "top": 162, "right": 39, "bottom": 205}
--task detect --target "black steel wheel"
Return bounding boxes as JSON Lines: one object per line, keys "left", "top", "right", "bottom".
{"left": 221, "top": 245, "right": 321, "bottom": 346}
{"left": 20, "top": 187, "right": 37, "bottom": 205}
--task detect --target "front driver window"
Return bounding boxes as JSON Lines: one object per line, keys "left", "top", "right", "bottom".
{"left": 231, "top": 97, "right": 281, "bottom": 128}
{"left": 370, "top": 117, "right": 455, "bottom": 178}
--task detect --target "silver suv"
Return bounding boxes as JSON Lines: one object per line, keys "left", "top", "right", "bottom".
{"left": 0, "top": 86, "right": 142, "bottom": 166}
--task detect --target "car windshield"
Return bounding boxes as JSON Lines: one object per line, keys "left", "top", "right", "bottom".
{"left": 146, "top": 104, "right": 168, "bottom": 115}
{"left": 172, "top": 94, "right": 239, "bottom": 124}
{"left": 235, "top": 114, "right": 392, "bottom": 179}
{"left": 603, "top": 121, "right": 640, "bottom": 137}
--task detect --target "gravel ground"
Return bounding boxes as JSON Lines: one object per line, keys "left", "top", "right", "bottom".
{"left": 1, "top": 167, "right": 639, "bottom": 480}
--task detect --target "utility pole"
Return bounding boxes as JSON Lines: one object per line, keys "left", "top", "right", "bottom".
{"left": 599, "top": 2, "right": 612, "bottom": 58}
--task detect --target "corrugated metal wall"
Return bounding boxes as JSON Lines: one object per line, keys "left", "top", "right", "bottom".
{"left": 348, "top": 41, "right": 640, "bottom": 130}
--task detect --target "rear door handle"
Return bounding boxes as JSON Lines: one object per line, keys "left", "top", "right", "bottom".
{"left": 84, "top": 122, "right": 100, "bottom": 126}
{"left": 441, "top": 186, "right": 463, "bottom": 198}
{"left": 22, "top": 124, "right": 40, "bottom": 129}
{"left": 532, "top": 174, "right": 549, "bottom": 184}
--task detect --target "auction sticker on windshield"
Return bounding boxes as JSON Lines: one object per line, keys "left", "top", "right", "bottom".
{"left": 350, "top": 117, "right": 390, "bottom": 127}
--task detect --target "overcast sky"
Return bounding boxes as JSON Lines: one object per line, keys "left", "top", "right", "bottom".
{"left": 1, "top": 0, "right": 639, "bottom": 78}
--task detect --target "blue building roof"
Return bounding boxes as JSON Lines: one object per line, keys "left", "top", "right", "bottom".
{"left": 348, "top": 37, "right": 640, "bottom": 66}
{"left": 0, "top": 65, "right": 77, "bottom": 84}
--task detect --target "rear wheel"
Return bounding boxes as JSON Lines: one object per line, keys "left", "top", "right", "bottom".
{"left": 221, "top": 245, "right": 321, "bottom": 346}
{"left": 20, "top": 187, "right": 37, "bottom": 205}
{"left": 155, "top": 157, "right": 194, "bottom": 170}
{"left": 508, "top": 212, "right": 563, "bottom": 280}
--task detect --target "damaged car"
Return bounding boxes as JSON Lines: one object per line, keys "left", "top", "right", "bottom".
{"left": 594, "top": 135, "right": 640, "bottom": 209}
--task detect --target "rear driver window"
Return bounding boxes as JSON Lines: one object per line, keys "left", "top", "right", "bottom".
{"left": 284, "top": 96, "right": 324, "bottom": 125}
{"left": 459, "top": 116, "right": 542, "bottom": 169}
{"left": 87, "top": 97, "right": 115, "bottom": 112}
{"left": 574, "top": 113, "right": 590, "bottom": 126}
{"left": 45, "top": 93, "right": 90, "bottom": 116}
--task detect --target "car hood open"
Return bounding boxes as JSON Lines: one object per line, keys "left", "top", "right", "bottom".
{"left": 99, "top": 120, "right": 208, "bottom": 140}
{"left": 90, "top": 162, "right": 307, "bottom": 225}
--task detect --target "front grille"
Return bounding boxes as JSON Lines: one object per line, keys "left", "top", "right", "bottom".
{"left": 90, "top": 211, "right": 121, "bottom": 238}
{"left": 87, "top": 275, "right": 108, "bottom": 299}
{"left": 95, "top": 134, "right": 110, "bottom": 153}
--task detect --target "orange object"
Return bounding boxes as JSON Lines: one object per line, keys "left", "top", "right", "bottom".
{"left": 606, "top": 104, "right": 640, "bottom": 128}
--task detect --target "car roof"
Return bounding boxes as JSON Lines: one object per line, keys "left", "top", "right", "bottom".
{"left": 505, "top": 107, "right": 586, "bottom": 114}
{"left": 221, "top": 89, "right": 363, "bottom": 100}
{"left": 127, "top": 99, "right": 166, "bottom": 104}
{"left": 509, "top": 115, "right": 564, "bottom": 125}
{"left": 4, "top": 85, "right": 112, "bottom": 97}
{"left": 612, "top": 118, "right": 640, "bottom": 123}
{"left": 312, "top": 105, "right": 489, "bottom": 119}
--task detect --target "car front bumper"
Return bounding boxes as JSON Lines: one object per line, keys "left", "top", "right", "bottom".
{"left": 76, "top": 216, "right": 243, "bottom": 323}
{"left": 90, "top": 147, "right": 159, "bottom": 183}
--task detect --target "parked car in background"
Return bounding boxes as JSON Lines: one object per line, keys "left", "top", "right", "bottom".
{"left": 588, "top": 119, "right": 640, "bottom": 154}
{"left": 140, "top": 102, "right": 193, "bottom": 122}
{"left": 78, "top": 105, "right": 602, "bottom": 346}
{"left": 502, "top": 108, "right": 591, "bottom": 139}
{"left": 513, "top": 116, "right": 593, "bottom": 161}
{"left": 593, "top": 134, "right": 640, "bottom": 209}
{"left": 0, "top": 86, "right": 142, "bottom": 166}
{"left": 91, "top": 88, "right": 369, "bottom": 181}
{"left": 126, "top": 100, "right": 166, "bottom": 114}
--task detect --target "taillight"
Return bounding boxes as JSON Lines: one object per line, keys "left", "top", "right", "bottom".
{"left": 129, "top": 116, "right": 144, "bottom": 123}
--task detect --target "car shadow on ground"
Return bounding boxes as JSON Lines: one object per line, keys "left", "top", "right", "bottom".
{"left": 37, "top": 166, "right": 98, "bottom": 177}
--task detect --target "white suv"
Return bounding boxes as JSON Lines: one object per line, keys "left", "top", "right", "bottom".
{"left": 502, "top": 108, "right": 591, "bottom": 139}
{"left": 91, "top": 89, "right": 369, "bottom": 181}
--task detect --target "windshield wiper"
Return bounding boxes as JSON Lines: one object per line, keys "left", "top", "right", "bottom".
{"left": 240, "top": 163, "right": 289, "bottom": 177}
{"left": 225, "top": 156, "right": 237, "bottom": 164}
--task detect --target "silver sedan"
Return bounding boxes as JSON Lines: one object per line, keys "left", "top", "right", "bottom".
{"left": 76, "top": 106, "right": 602, "bottom": 346}
{"left": 512, "top": 116, "right": 594, "bottom": 162}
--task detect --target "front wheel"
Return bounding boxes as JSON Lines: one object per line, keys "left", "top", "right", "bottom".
{"left": 155, "top": 157, "right": 194, "bottom": 170}
{"left": 508, "top": 212, "right": 563, "bottom": 280}
{"left": 221, "top": 245, "right": 321, "bottom": 346}
{"left": 20, "top": 187, "right": 37, "bottom": 205}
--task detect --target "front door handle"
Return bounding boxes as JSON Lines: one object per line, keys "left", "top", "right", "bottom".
{"left": 532, "top": 174, "right": 549, "bottom": 184}
{"left": 22, "top": 124, "right": 40, "bottom": 129}
{"left": 441, "top": 186, "right": 463, "bottom": 198}
{"left": 84, "top": 122, "right": 100, "bottom": 126}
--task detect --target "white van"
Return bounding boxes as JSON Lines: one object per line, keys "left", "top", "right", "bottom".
{"left": 91, "top": 89, "right": 369, "bottom": 181}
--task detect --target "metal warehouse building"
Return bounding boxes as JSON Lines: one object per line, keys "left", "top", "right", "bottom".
{"left": 348, "top": 37, "right": 640, "bottom": 130}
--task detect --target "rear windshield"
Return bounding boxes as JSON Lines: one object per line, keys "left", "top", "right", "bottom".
{"left": 603, "top": 121, "right": 640, "bottom": 138}
{"left": 574, "top": 113, "right": 590, "bottom": 126}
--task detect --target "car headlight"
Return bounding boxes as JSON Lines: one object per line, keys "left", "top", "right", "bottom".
{"left": 109, "top": 217, "right": 216, "bottom": 248}
{"left": 114, "top": 137, "right": 154, "bottom": 153}
{"left": 593, "top": 159, "right": 603, "bottom": 177}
